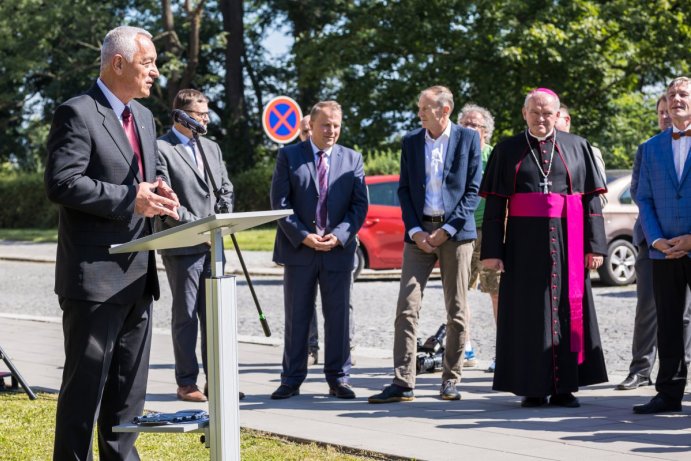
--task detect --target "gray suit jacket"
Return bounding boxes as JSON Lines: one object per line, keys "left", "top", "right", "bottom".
{"left": 270, "top": 140, "right": 368, "bottom": 268}
{"left": 155, "top": 130, "right": 234, "bottom": 256}
{"left": 44, "top": 83, "right": 159, "bottom": 304}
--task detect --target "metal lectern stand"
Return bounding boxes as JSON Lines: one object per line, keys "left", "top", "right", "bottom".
{"left": 109, "top": 210, "right": 292, "bottom": 461}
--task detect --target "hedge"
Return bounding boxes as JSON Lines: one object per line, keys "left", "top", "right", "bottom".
{"left": 0, "top": 173, "right": 58, "bottom": 228}
{"left": 0, "top": 146, "right": 401, "bottom": 228}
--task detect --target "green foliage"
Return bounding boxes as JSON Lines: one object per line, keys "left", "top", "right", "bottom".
{"left": 363, "top": 147, "right": 400, "bottom": 175}
{"left": 0, "top": 172, "right": 57, "bottom": 228}
{"left": 593, "top": 92, "right": 658, "bottom": 169}
{"left": 230, "top": 159, "right": 276, "bottom": 212}
{"left": 1, "top": 0, "right": 690, "bottom": 175}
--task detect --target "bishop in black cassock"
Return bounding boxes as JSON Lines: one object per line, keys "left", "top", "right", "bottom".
{"left": 480, "top": 96, "right": 609, "bottom": 405}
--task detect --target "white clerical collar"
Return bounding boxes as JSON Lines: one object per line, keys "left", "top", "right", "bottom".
{"left": 309, "top": 139, "right": 333, "bottom": 157}
{"left": 527, "top": 129, "right": 555, "bottom": 142}
{"left": 425, "top": 121, "right": 452, "bottom": 143}
{"left": 96, "top": 78, "right": 127, "bottom": 119}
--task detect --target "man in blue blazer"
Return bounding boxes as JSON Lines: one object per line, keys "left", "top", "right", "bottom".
{"left": 369, "top": 85, "right": 482, "bottom": 403}
{"left": 619, "top": 94, "right": 691, "bottom": 391}
{"left": 270, "top": 100, "right": 368, "bottom": 399}
{"left": 634, "top": 76, "right": 691, "bottom": 414}
{"left": 44, "top": 26, "right": 179, "bottom": 459}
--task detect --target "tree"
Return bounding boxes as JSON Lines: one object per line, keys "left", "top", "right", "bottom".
{"left": 277, "top": 0, "right": 691, "bottom": 166}
{"left": 0, "top": 0, "right": 133, "bottom": 169}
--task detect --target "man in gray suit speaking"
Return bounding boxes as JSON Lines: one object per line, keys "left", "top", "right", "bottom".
{"left": 45, "top": 26, "right": 179, "bottom": 460}
{"left": 270, "top": 100, "right": 368, "bottom": 399}
{"left": 155, "top": 89, "right": 234, "bottom": 403}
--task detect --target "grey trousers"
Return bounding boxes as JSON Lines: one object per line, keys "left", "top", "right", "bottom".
{"left": 628, "top": 243, "right": 691, "bottom": 378}
{"left": 162, "top": 252, "right": 212, "bottom": 387}
{"left": 393, "top": 224, "right": 473, "bottom": 389}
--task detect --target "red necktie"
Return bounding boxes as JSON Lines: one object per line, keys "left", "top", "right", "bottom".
{"left": 122, "top": 106, "right": 144, "bottom": 177}
{"left": 672, "top": 130, "right": 689, "bottom": 140}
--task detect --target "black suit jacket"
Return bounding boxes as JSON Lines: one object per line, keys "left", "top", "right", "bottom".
{"left": 44, "top": 83, "right": 159, "bottom": 304}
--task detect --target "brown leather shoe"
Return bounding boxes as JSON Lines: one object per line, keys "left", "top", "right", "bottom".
{"left": 177, "top": 384, "right": 207, "bottom": 402}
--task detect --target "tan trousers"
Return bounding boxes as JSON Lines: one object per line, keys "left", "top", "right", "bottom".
{"left": 393, "top": 223, "right": 474, "bottom": 389}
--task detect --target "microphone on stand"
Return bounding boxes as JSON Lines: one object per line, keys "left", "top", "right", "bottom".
{"left": 172, "top": 109, "right": 207, "bottom": 135}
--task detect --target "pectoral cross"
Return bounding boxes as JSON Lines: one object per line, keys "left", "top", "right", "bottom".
{"left": 540, "top": 179, "right": 552, "bottom": 194}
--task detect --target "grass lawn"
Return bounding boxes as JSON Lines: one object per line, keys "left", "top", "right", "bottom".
{"left": 0, "top": 228, "right": 277, "bottom": 252}
{"left": 0, "top": 392, "right": 382, "bottom": 460}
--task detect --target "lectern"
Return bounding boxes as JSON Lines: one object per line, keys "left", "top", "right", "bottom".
{"left": 109, "top": 210, "right": 292, "bottom": 461}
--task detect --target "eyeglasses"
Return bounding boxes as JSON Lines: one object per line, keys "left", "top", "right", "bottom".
{"left": 462, "top": 122, "right": 485, "bottom": 129}
{"left": 185, "top": 110, "right": 210, "bottom": 119}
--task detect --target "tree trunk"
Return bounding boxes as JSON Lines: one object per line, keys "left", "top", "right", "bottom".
{"left": 220, "top": 0, "right": 252, "bottom": 169}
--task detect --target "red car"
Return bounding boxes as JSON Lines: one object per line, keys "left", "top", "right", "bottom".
{"left": 356, "top": 173, "right": 637, "bottom": 286}
{"left": 355, "top": 175, "right": 405, "bottom": 278}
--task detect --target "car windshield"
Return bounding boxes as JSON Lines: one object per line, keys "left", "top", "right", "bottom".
{"left": 606, "top": 169, "right": 631, "bottom": 184}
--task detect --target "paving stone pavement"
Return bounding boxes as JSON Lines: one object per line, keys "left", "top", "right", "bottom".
{"left": 1, "top": 242, "right": 690, "bottom": 460}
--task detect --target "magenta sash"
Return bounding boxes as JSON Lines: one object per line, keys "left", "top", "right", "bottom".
{"left": 508, "top": 192, "right": 585, "bottom": 364}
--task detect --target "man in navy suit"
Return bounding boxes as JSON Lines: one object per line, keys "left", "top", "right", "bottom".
{"left": 369, "top": 85, "right": 482, "bottom": 403}
{"left": 634, "top": 76, "right": 691, "bottom": 414}
{"left": 45, "top": 26, "right": 179, "bottom": 460}
{"left": 270, "top": 100, "right": 368, "bottom": 399}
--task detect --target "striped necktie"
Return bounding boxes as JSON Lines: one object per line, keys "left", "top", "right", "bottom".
{"left": 316, "top": 151, "right": 328, "bottom": 232}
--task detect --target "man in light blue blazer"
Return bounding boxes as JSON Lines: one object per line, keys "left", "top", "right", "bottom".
{"left": 369, "top": 85, "right": 482, "bottom": 404}
{"left": 634, "top": 76, "right": 691, "bottom": 414}
{"left": 270, "top": 100, "right": 368, "bottom": 399}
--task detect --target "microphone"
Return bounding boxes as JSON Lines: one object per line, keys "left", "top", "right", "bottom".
{"left": 172, "top": 109, "right": 207, "bottom": 135}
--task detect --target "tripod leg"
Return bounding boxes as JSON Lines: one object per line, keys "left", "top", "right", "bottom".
{"left": 0, "top": 344, "right": 37, "bottom": 400}
{"left": 230, "top": 234, "right": 271, "bottom": 337}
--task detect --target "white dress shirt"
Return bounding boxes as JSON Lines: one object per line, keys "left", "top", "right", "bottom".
{"left": 408, "top": 123, "right": 457, "bottom": 239}
{"left": 96, "top": 78, "right": 128, "bottom": 126}
{"left": 672, "top": 126, "right": 691, "bottom": 181}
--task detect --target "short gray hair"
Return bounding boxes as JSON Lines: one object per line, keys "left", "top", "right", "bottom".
{"left": 524, "top": 88, "right": 560, "bottom": 111}
{"left": 420, "top": 85, "right": 454, "bottom": 113}
{"left": 458, "top": 103, "right": 495, "bottom": 143}
{"left": 100, "top": 26, "right": 152, "bottom": 72}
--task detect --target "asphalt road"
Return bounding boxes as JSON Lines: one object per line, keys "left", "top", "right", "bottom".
{"left": 0, "top": 259, "right": 639, "bottom": 377}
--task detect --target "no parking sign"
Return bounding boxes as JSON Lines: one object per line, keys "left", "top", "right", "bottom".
{"left": 262, "top": 96, "right": 303, "bottom": 144}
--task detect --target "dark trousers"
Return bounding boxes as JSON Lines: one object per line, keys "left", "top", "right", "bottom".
{"left": 162, "top": 252, "right": 212, "bottom": 386}
{"left": 308, "top": 272, "right": 355, "bottom": 350}
{"left": 282, "top": 255, "right": 352, "bottom": 388}
{"left": 629, "top": 244, "right": 691, "bottom": 377}
{"left": 651, "top": 258, "right": 691, "bottom": 404}
{"left": 53, "top": 296, "right": 152, "bottom": 461}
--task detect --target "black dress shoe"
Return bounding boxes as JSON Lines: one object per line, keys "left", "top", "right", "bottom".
{"left": 549, "top": 393, "right": 580, "bottom": 408}
{"left": 633, "top": 395, "right": 682, "bottom": 414}
{"left": 271, "top": 384, "right": 300, "bottom": 400}
{"left": 521, "top": 396, "right": 547, "bottom": 407}
{"left": 329, "top": 383, "right": 356, "bottom": 399}
{"left": 616, "top": 374, "right": 652, "bottom": 390}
